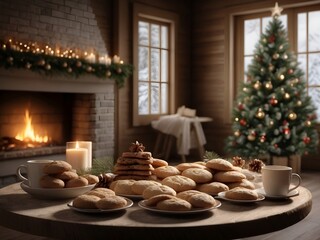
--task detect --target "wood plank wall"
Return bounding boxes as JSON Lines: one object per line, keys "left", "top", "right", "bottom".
{"left": 191, "top": 0, "right": 320, "bottom": 169}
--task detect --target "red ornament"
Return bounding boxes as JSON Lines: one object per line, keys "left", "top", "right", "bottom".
{"left": 274, "top": 144, "right": 278, "bottom": 148}
{"left": 260, "top": 135, "right": 266, "bottom": 142}
{"left": 269, "top": 35, "right": 275, "bottom": 43}
{"left": 239, "top": 119, "right": 247, "bottom": 126}
{"left": 287, "top": 69, "right": 294, "bottom": 74}
{"left": 303, "top": 137, "right": 311, "bottom": 144}
{"left": 238, "top": 104, "right": 244, "bottom": 111}
{"left": 283, "top": 128, "right": 290, "bottom": 135}
{"left": 269, "top": 97, "right": 278, "bottom": 106}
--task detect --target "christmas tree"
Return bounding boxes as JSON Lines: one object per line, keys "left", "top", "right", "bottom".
{"left": 225, "top": 3, "right": 319, "bottom": 159}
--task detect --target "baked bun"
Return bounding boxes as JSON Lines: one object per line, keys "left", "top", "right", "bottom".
{"left": 144, "top": 194, "right": 177, "bottom": 206}
{"left": 66, "top": 176, "right": 88, "bottom": 188}
{"left": 188, "top": 192, "right": 216, "bottom": 208}
{"left": 197, "top": 182, "right": 229, "bottom": 195}
{"left": 181, "top": 168, "right": 213, "bottom": 183}
{"left": 153, "top": 166, "right": 180, "bottom": 179}
{"left": 162, "top": 175, "right": 196, "bottom": 192}
{"left": 131, "top": 180, "right": 162, "bottom": 195}
{"left": 54, "top": 170, "right": 78, "bottom": 181}
{"left": 156, "top": 198, "right": 192, "bottom": 211}
{"left": 228, "top": 179, "right": 255, "bottom": 190}
{"left": 96, "top": 196, "right": 127, "bottom": 209}
{"left": 206, "top": 158, "right": 234, "bottom": 171}
{"left": 43, "top": 161, "right": 72, "bottom": 174}
{"left": 113, "top": 179, "right": 136, "bottom": 195}
{"left": 151, "top": 158, "right": 168, "bottom": 168}
{"left": 213, "top": 171, "right": 246, "bottom": 183}
{"left": 224, "top": 187, "right": 259, "bottom": 200}
{"left": 176, "top": 162, "right": 206, "bottom": 171}
{"left": 82, "top": 174, "right": 99, "bottom": 184}
{"left": 40, "top": 175, "right": 65, "bottom": 188}
{"left": 73, "top": 194, "right": 100, "bottom": 209}
{"left": 143, "top": 185, "right": 176, "bottom": 199}
{"left": 86, "top": 188, "right": 116, "bottom": 198}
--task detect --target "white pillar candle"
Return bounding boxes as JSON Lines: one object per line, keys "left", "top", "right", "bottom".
{"left": 78, "top": 141, "right": 92, "bottom": 169}
{"left": 66, "top": 142, "right": 88, "bottom": 173}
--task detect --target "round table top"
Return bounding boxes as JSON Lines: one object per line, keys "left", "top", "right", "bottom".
{"left": 0, "top": 183, "right": 312, "bottom": 240}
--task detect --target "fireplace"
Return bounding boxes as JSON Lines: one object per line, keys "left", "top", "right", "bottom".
{"left": 0, "top": 69, "right": 115, "bottom": 168}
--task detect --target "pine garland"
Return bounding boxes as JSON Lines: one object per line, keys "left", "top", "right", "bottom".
{"left": 0, "top": 39, "right": 133, "bottom": 88}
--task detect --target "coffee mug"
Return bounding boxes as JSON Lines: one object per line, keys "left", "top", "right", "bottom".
{"left": 261, "top": 165, "right": 301, "bottom": 196}
{"left": 16, "top": 160, "right": 53, "bottom": 188}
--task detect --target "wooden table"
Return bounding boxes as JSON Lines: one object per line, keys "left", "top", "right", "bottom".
{"left": 0, "top": 183, "right": 312, "bottom": 240}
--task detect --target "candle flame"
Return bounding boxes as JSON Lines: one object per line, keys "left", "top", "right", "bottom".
{"left": 76, "top": 141, "right": 79, "bottom": 149}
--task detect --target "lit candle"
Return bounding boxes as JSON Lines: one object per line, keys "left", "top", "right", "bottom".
{"left": 66, "top": 141, "right": 88, "bottom": 173}
{"left": 78, "top": 141, "right": 92, "bottom": 169}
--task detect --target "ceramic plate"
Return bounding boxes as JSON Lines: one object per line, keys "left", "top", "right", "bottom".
{"left": 217, "top": 191, "right": 265, "bottom": 203}
{"left": 20, "top": 182, "right": 95, "bottom": 200}
{"left": 67, "top": 197, "right": 133, "bottom": 213}
{"left": 256, "top": 188, "right": 299, "bottom": 199}
{"left": 138, "top": 199, "right": 221, "bottom": 215}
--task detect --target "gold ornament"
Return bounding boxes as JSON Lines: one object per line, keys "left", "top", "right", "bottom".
{"left": 284, "top": 92, "right": 290, "bottom": 99}
{"left": 279, "top": 74, "right": 285, "bottom": 80}
{"left": 296, "top": 100, "right": 302, "bottom": 106}
{"left": 269, "top": 120, "right": 274, "bottom": 126}
{"left": 283, "top": 54, "right": 288, "bottom": 59}
{"left": 268, "top": 64, "right": 274, "bottom": 71}
{"left": 247, "top": 134, "right": 256, "bottom": 141}
{"left": 255, "top": 108, "right": 265, "bottom": 119}
{"left": 288, "top": 112, "right": 297, "bottom": 120}
{"left": 265, "top": 81, "right": 273, "bottom": 89}
{"left": 234, "top": 130, "right": 241, "bottom": 137}
{"left": 273, "top": 53, "right": 279, "bottom": 59}
{"left": 253, "top": 81, "right": 261, "bottom": 90}
{"left": 271, "top": 2, "right": 283, "bottom": 17}
{"left": 305, "top": 120, "right": 311, "bottom": 127}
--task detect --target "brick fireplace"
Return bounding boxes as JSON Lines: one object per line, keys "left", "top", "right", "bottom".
{"left": 0, "top": 69, "right": 115, "bottom": 181}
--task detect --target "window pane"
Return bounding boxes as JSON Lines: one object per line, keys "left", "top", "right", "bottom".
{"left": 244, "top": 19, "right": 260, "bottom": 55}
{"left": 161, "top": 83, "right": 168, "bottom": 113}
{"left": 139, "top": 21, "right": 149, "bottom": 45}
{"left": 297, "top": 54, "right": 307, "bottom": 75}
{"left": 161, "top": 50, "right": 168, "bottom": 82}
{"left": 151, "top": 83, "right": 160, "bottom": 114}
{"left": 139, "top": 47, "right": 149, "bottom": 81}
{"left": 138, "top": 82, "right": 149, "bottom": 114}
{"left": 308, "top": 11, "right": 320, "bottom": 52}
{"left": 309, "top": 87, "right": 320, "bottom": 120}
{"left": 308, "top": 53, "right": 320, "bottom": 85}
{"left": 298, "top": 13, "right": 307, "bottom": 52}
{"left": 161, "top": 26, "right": 168, "bottom": 49}
{"left": 151, "top": 24, "right": 160, "bottom": 47}
{"left": 151, "top": 48, "right": 160, "bottom": 81}
{"left": 244, "top": 56, "right": 253, "bottom": 80}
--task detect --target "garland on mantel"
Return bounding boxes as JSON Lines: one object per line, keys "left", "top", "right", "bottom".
{"left": 0, "top": 39, "right": 133, "bottom": 87}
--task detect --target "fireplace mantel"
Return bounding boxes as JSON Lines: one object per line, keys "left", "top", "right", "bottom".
{"left": 0, "top": 69, "right": 115, "bottom": 93}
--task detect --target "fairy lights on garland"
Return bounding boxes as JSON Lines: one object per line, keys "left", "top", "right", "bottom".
{"left": 0, "top": 38, "right": 133, "bottom": 87}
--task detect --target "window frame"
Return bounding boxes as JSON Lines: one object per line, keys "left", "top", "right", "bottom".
{"left": 133, "top": 3, "right": 177, "bottom": 126}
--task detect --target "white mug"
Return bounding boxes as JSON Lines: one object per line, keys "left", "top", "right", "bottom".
{"left": 16, "top": 160, "right": 53, "bottom": 188}
{"left": 261, "top": 165, "right": 301, "bottom": 196}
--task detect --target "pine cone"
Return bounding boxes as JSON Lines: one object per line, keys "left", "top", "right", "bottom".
{"left": 96, "top": 173, "right": 114, "bottom": 188}
{"left": 248, "top": 159, "right": 265, "bottom": 173}
{"left": 129, "top": 141, "right": 145, "bottom": 152}
{"left": 232, "top": 156, "right": 246, "bottom": 168}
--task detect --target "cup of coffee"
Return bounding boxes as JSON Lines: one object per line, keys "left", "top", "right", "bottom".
{"left": 261, "top": 165, "right": 301, "bottom": 196}
{"left": 16, "top": 160, "right": 53, "bottom": 188}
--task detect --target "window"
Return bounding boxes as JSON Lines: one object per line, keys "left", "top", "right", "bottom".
{"left": 133, "top": 4, "right": 177, "bottom": 126}
{"left": 235, "top": 4, "right": 320, "bottom": 122}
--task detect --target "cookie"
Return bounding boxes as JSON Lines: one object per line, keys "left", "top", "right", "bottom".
{"left": 131, "top": 180, "right": 162, "bottom": 195}
{"left": 86, "top": 188, "right": 116, "bottom": 198}
{"left": 197, "top": 182, "right": 229, "bottom": 195}
{"left": 40, "top": 175, "right": 65, "bottom": 188}
{"left": 54, "top": 171, "right": 78, "bottom": 181}
{"left": 151, "top": 158, "right": 168, "bottom": 168}
{"left": 188, "top": 192, "right": 216, "bottom": 208}
{"left": 66, "top": 176, "right": 88, "bottom": 188}
{"left": 73, "top": 195, "right": 100, "bottom": 209}
{"left": 113, "top": 175, "right": 157, "bottom": 181}
{"left": 176, "top": 190, "right": 202, "bottom": 201}
{"left": 109, "top": 179, "right": 136, "bottom": 191}
{"left": 122, "top": 152, "right": 152, "bottom": 159}
{"left": 224, "top": 187, "right": 259, "bottom": 200}
{"left": 113, "top": 179, "right": 136, "bottom": 195}
{"left": 156, "top": 198, "right": 192, "bottom": 211}
{"left": 142, "top": 185, "right": 176, "bottom": 199}
{"left": 206, "top": 158, "right": 234, "bottom": 171}
{"left": 96, "top": 196, "right": 127, "bottom": 209}
{"left": 228, "top": 179, "right": 255, "bottom": 190}
{"left": 114, "top": 170, "right": 153, "bottom": 176}
{"left": 144, "top": 194, "right": 177, "bottom": 206}
{"left": 116, "top": 157, "right": 153, "bottom": 165}
{"left": 213, "top": 171, "right": 246, "bottom": 183}
{"left": 43, "top": 161, "right": 72, "bottom": 174}
{"left": 82, "top": 174, "right": 99, "bottom": 184}
{"left": 153, "top": 166, "right": 180, "bottom": 179}
{"left": 176, "top": 162, "right": 206, "bottom": 171}
{"left": 114, "top": 164, "right": 154, "bottom": 171}
{"left": 162, "top": 175, "right": 196, "bottom": 192}
{"left": 181, "top": 168, "right": 213, "bottom": 183}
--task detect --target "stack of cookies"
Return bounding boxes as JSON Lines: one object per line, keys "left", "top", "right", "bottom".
{"left": 113, "top": 141, "right": 156, "bottom": 181}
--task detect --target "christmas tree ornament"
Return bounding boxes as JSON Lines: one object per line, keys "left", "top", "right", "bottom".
{"left": 253, "top": 81, "right": 261, "bottom": 90}
{"left": 273, "top": 53, "right": 279, "bottom": 59}
{"left": 287, "top": 69, "right": 293, "bottom": 74}
{"left": 269, "top": 119, "right": 274, "bottom": 126}
{"left": 238, "top": 103, "right": 244, "bottom": 110}
{"left": 283, "top": 54, "right": 288, "bottom": 59}
{"left": 269, "top": 35, "right": 275, "bottom": 43}
{"left": 260, "top": 135, "right": 266, "bottom": 142}
{"left": 269, "top": 97, "right": 278, "bottom": 106}
{"left": 239, "top": 119, "right": 247, "bottom": 126}
{"left": 234, "top": 130, "right": 241, "bottom": 137}
{"left": 260, "top": 67, "right": 265, "bottom": 73}
{"left": 268, "top": 64, "right": 274, "bottom": 71}
{"left": 303, "top": 136, "right": 311, "bottom": 144}
{"left": 265, "top": 81, "right": 273, "bottom": 89}
{"left": 288, "top": 112, "right": 297, "bottom": 120}
{"left": 255, "top": 108, "right": 265, "bottom": 119}
{"left": 284, "top": 92, "right": 290, "bottom": 99}
{"left": 305, "top": 120, "right": 311, "bottom": 127}
{"left": 279, "top": 74, "right": 285, "bottom": 80}
{"left": 283, "top": 127, "right": 290, "bottom": 135}
{"left": 262, "top": 38, "right": 267, "bottom": 43}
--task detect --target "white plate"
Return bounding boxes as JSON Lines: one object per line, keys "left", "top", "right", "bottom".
{"left": 217, "top": 191, "right": 265, "bottom": 203}
{"left": 67, "top": 197, "right": 133, "bottom": 213}
{"left": 256, "top": 188, "right": 299, "bottom": 199}
{"left": 138, "top": 199, "right": 221, "bottom": 215}
{"left": 20, "top": 182, "right": 95, "bottom": 200}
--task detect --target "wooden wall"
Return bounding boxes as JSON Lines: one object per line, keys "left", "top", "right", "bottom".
{"left": 191, "top": 0, "right": 320, "bottom": 170}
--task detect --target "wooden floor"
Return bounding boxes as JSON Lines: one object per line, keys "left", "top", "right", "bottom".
{"left": 0, "top": 170, "right": 320, "bottom": 240}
